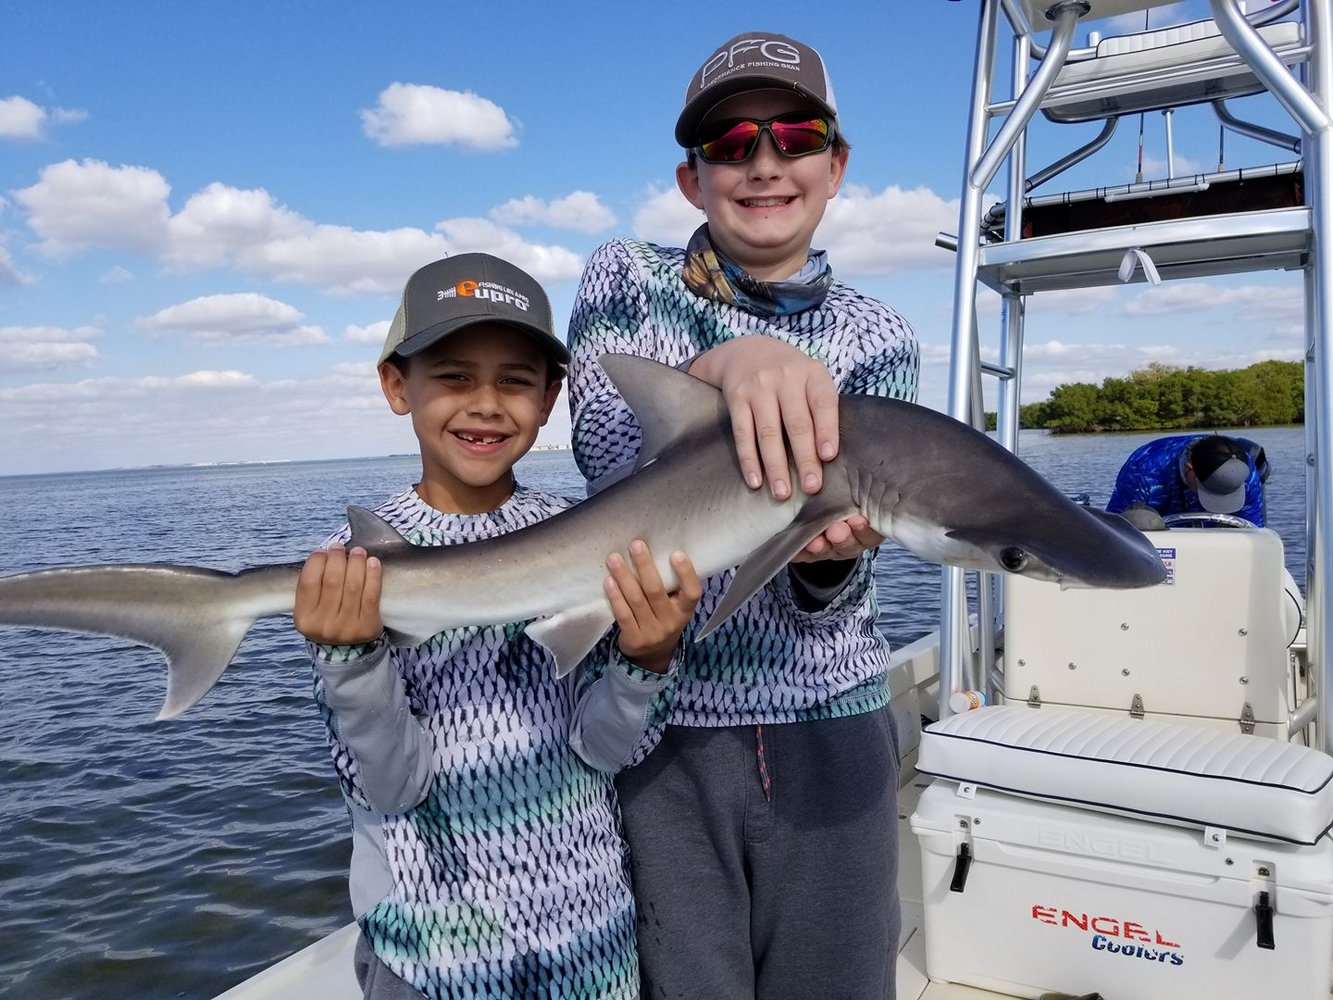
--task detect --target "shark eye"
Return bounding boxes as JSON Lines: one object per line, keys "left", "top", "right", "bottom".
{"left": 999, "top": 547, "right": 1029, "bottom": 572}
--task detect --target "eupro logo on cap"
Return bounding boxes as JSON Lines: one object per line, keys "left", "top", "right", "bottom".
{"left": 439, "top": 280, "right": 531, "bottom": 312}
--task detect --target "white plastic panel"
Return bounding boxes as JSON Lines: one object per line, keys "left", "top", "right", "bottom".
{"left": 1003, "top": 527, "right": 1295, "bottom": 725}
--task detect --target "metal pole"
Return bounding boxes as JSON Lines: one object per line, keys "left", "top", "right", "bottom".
{"left": 1211, "top": 0, "right": 1333, "bottom": 752}
{"left": 942, "top": 0, "right": 1000, "bottom": 719}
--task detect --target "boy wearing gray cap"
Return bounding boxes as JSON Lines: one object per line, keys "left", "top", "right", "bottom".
{"left": 568, "top": 31, "right": 919, "bottom": 1000}
{"left": 293, "top": 253, "right": 702, "bottom": 999}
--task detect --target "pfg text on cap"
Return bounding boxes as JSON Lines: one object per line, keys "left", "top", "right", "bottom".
{"left": 675, "top": 32, "right": 838, "bottom": 148}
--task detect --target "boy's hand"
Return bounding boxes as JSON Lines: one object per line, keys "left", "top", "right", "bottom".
{"left": 688, "top": 337, "right": 839, "bottom": 502}
{"left": 294, "top": 545, "right": 385, "bottom": 645}
{"left": 605, "top": 541, "right": 702, "bottom": 674}
{"left": 792, "top": 514, "right": 885, "bottom": 563}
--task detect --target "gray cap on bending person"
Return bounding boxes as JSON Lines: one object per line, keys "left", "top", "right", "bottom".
{"left": 1189, "top": 436, "right": 1250, "bottom": 514}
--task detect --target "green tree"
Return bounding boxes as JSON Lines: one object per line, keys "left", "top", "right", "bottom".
{"left": 1014, "top": 360, "right": 1302, "bottom": 433}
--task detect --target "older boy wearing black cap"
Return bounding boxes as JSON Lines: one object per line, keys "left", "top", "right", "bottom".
{"left": 567, "top": 31, "right": 919, "bottom": 1000}
{"left": 1107, "top": 433, "right": 1270, "bottom": 528}
{"left": 293, "top": 253, "right": 702, "bottom": 999}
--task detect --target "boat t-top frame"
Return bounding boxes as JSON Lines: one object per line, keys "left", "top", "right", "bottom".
{"left": 941, "top": 0, "right": 1332, "bottom": 751}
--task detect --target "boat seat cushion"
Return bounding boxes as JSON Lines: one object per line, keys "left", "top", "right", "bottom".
{"left": 1043, "top": 18, "right": 1304, "bottom": 122}
{"left": 918, "top": 705, "right": 1333, "bottom": 845}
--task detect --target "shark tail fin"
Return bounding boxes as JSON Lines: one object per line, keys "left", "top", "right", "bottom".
{"left": 0, "top": 563, "right": 298, "bottom": 720}
{"left": 156, "top": 612, "right": 254, "bottom": 720}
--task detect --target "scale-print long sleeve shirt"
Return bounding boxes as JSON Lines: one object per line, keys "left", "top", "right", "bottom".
{"left": 568, "top": 238, "right": 920, "bottom": 737}
{"left": 309, "top": 485, "right": 669, "bottom": 999}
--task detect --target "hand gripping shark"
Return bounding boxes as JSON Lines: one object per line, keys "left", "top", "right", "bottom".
{"left": 0, "top": 355, "right": 1165, "bottom": 719}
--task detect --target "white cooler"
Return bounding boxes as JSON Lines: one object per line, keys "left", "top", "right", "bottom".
{"left": 911, "top": 705, "right": 1333, "bottom": 999}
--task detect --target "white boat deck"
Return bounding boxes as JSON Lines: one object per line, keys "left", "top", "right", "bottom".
{"left": 212, "top": 771, "right": 1016, "bottom": 1000}
{"left": 215, "top": 744, "right": 1333, "bottom": 999}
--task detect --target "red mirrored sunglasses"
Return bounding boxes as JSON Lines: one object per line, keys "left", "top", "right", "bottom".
{"left": 694, "top": 114, "right": 834, "bottom": 164}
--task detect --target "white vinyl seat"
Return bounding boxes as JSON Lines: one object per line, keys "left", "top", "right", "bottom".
{"left": 918, "top": 704, "right": 1333, "bottom": 845}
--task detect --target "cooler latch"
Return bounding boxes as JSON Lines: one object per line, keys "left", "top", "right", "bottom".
{"left": 1254, "top": 890, "right": 1276, "bottom": 950}
{"left": 950, "top": 841, "right": 973, "bottom": 893}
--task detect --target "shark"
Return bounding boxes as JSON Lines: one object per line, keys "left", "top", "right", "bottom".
{"left": 0, "top": 355, "right": 1165, "bottom": 720}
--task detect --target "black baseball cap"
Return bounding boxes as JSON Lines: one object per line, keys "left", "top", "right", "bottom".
{"left": 378, "top": 253, "right": 569, "bottom": 367}
{"left": 675, "top": 32, "right": 838, "bottom": 148}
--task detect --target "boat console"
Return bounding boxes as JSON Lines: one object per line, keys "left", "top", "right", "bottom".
{"left": 910, "top": 1, "right": 1333, "bottom": 996}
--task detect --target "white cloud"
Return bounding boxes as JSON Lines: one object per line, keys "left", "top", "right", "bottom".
{"left": 1025, "top": 286, "right": 1119, "bottom": 316}
{"left": 14, "top": 159, "right": 172, "bottom": 257}
{"left": 631, "top": 184, "right": 703, "bottom": 245}
{"left": 818, "top": 184, "right": 959, "bottom": 277}
{"left": 434, "top": 217, "right": 584, "bottom": 281}
{"left": 0, "top": 245, "right": 33, "bottom": 286}
{"left": 0, "top": 96, "right": 45, "bottom": 140}
{"left": 165, "top": 181, "right": 308, "bottom": 270}
{"left": 346, "top": 319, "right": 391, "bottom": 346}
{"left": 0, "top": 324, "right": 100, "bottom": 372}
{"left": 1138, "top": 153, "right": 1205, "bottom": 179}
{"left": 136, "top": 293, "right": 331, "bottom": 347}
{"left": 490, "top": 191, "right": 616, "bottom": 233}
{"left": 1119, "top": 282, "right": 1304, "bottom": 320}
{"left": 240, "top": 223, "right": 452, "bottom": 295}
{"left": 0, "top": 96, "right": 86, "bottom": 141}
{"left": 0, "top": 366, "right": 417, "bottom": 473}
{"left": 98, "top": 265, "right": 134, "bottom": 284}
{"left": 361, "top": 83, "right": 518, "bottom": 151}
{"left": 11, "top": 159, "right": 583, "bottom": 293}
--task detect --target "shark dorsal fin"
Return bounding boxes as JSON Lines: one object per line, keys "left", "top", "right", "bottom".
{"left": 598, "top": 354, "right": 730, "bottom": 466}
{"left": 347, "top": 505, "right": 413, "bottom": 554}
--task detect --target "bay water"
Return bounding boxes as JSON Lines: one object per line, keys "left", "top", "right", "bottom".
{"left": 0, "top": 426, "right": 1308, "bottom": 999}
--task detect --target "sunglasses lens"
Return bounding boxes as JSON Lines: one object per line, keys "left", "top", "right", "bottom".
{"left": 695, "top": 116, "right": 832, "bottom": 163}
{"left": 697, "top": 121, "right": 761, "bottom": 163}
{"left": 770, "top": 117, "right": 831, "bottom": 156}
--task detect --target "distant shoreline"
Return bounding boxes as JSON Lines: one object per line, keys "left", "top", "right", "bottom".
{"left": 0, "top": 445, "right": 577, "bottom": 480}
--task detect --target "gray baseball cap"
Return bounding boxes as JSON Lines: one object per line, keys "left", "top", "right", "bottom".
{"left": 378, "top": 253, "right": 569, "bottom": 367}
{"left": 675, "top": 32, "right": 838, "bottom": 148}
{"left": 1188, "top": 436, "right": 1251, "bottom": 514}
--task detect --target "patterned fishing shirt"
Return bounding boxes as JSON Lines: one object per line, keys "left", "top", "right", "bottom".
{"left": 311, "top": 485, "right": 641, "bottom": 999}
{"left": 567, "top": 238, "right": 920, "bottom": 747}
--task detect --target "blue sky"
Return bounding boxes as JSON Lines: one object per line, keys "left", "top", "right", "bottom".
{"left": 0, "top": 0, "right": 1304, "bottom": 473}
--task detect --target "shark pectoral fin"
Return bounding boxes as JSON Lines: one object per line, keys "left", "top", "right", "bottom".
{"left": 524, "top": 603, "right": 616, "bottom": 678}
{"left": 696, "top": 507, "right": 844, "bottom": 641}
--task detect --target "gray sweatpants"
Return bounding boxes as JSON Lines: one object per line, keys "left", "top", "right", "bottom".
{"left": 616, "top": 708, "right": 901, "bottom": 1000}
{"left": 354, "top": 932, "right": 424, "bottom": 999}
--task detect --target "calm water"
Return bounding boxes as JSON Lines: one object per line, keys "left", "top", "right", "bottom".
{"left": 0, "top": 428, "right": 1310, "bottom": 999}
